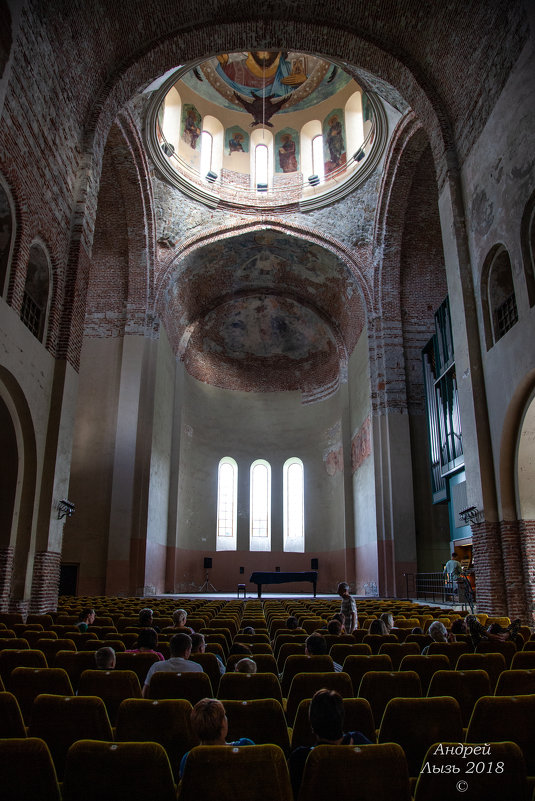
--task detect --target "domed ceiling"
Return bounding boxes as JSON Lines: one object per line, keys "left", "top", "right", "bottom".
{"left": 160, "top": 230, "right": 366, "bottom": 394}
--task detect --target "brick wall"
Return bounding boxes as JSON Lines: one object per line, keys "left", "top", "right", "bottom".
{"left": 0, "top": 546, "right": 14, "bottom": 612}
{"left": 471, "top": 520, "right": 507, "bottom": 615}
{"left": 519, "top": 519, "right": 535, "bottom": 625}
{"left": 29, "top": 550, "right": 61, "bottom": 614}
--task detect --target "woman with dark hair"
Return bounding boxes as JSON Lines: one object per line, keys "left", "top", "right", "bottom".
{"left": 126, "top": 628, "right": 164, "bottom": 660}
{"left": 75, "top": 608, "right": 95, "bottom": 632}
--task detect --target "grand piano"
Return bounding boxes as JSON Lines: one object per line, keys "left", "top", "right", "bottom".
{"left": 249, "top": 570, "right": 318, "bottom": 598}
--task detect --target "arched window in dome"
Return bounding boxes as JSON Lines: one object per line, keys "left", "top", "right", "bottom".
{"left": 300, "top": 120, "right": 323, "bottom": 182}
{"left": 283, "top": 458, "right": 304, "bottom": 553}
{"left": 20, "top": 242, "right": 51, "bottom": 343}
{"left": 345, "top": 91, "right": 364, "bottom": 160}
{"left": 201, "top": 115, "right": 224, "bottom": 181}
{"left": 251, "top": 129, "right": 273, "bottom": 190}
{"left": 481, "top": 245, "right": 518, "bottom": 348}
{"left": 216, "top": 457, "right": 237, "bottom": 551}
{"left": 250, "top": 459, "right": 271, "bottom": 551}
{"left": 160, "top": 85, "right": 181, "bottom": 159}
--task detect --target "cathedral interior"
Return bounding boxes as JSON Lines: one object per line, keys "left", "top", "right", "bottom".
{"left": 0, "top": 1, "right": 534, "bottom": 621}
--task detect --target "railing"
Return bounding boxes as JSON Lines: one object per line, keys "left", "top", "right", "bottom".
{"left": 403, "top": 572, "right": 475, "bottom": 612}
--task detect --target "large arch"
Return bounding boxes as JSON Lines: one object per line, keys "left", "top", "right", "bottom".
{"left": 0, "top": 366, "right": 37, "bottom": 610}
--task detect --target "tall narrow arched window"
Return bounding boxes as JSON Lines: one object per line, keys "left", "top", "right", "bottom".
{"left": 283, "top": 458, "right": 304, "bottom": 553}
{"left": 520, "top": 189, "right": 535, "bottom": 307}
{"left": 312, "top": 135, "right": 324, "bottom": 181}
{"left": 200, "top": 130, "right": 213, "bottom": 177}
{"left": 481, "top": 245, "right": 518, "bottom": 348}
{"left": 255, "top": 144, "right": 269, "bottom": 190}
{"left": 216, "top": 457, "right": 237, "bottom": 551}
{"left": 250, "top": 460, "right": 271, "bottom": 551}
{"left": 20, "top": 243, "right": 50, "bottom": 342}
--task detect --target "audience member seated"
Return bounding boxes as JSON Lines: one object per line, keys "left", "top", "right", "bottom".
{"left": 139, "top": 608, "right": 160, "bottom": 632}
{"left": 451, "top": 618, "right": 468, "bottom": 635}
{"left": 126, "top": 628, "right": 164, "bottom": 660}
{"left": 179, "top": 698, "right": 254, "bottom": 777}
{"left": 380, "top": 613, "right": 395, "bottom": 632}
{"left": 465, "top": 614, "right": 521, "bottom": 649}
{"left": 306, "top": 633, "right": 342, "bottom": 671}
{"left": 288, "top": 689, "right": 372, "bottom": 797}
{"left": 286, "top": 616, "right": 305, "bottom": 633}
{"left": 411, "top": 626, "right": 424, "bottom": 634}
{"left": 331, "top": 613, "right": 346, "bottom": 631}
{"left": 191, "top": 632, "right": 225, "bottom": 675}
{"left": 242, "top": 626, "right": 255, "bottom": 635}
{"left": 235, "top": 658, "right": 257, "bottom": 674}
{"left": 75, "top": 608, "right": 95, "bottom": 632}
{"left": 421, "top": 620, "right": 454, "bottom": 654}
{"left": 327, "top": 619, "right": 342, "bottom": 636}
{"left": 170, "top": 608, "right": 194, "bottom": 633}
{"left": 95, "top": 646, "right": 116, "bottom": 669}
{"left": 142, "top": 633, "right": 201, "bottom": 697}
{"left": 368, "top": 619, "right": 388, "bottom": 635}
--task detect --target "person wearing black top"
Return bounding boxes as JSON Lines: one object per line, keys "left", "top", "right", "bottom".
{"left": 288, "top": 689, "right": 372, "bottom": 797}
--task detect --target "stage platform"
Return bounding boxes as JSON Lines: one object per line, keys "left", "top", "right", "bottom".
{"left": 149, "top": 592, "right": 465, "bottom": 609}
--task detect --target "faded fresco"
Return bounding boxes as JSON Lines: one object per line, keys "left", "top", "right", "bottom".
{"left": 180, "top": 52, "right": 352, "bottom": 117}
{"left": 225, "top": 126, "right": 250, "bottom": 154}
{"left": 275, "top": 128, "right": 299, "bottom": 173}
{"left": 323, "top": 109, "right": 346, "bottom": 175}
{"left": 181, "top": 104, "right": 202, "bottom": 149}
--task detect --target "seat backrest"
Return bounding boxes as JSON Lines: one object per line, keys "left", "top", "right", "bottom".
{"left": 62, "top": 739, "right": 176, "bottom": 801}
{"left": 10, "top": 667, "right": 74, "bottom": 722}
{"left": 297, "top": 743, "right": 411, "bottom": 801}
{"left": 511, "top": 650, "right": 535, "bottom": 670}
{"left": 115, "top": 651, "right": 161, "bottom": 684}
{"left": 466, "top": 694, "right": 535, "bottom": 774}
{"left": 413, "top": 741, "right": 527, "bottom": 801}
{"left": 358, "top": 670, "right": 422, "bottom": 726}
{"left": 281, "top": 655, "right": 333, "bottom": 696}
{"left": 290, "top": 696, "right": 376, "bottom": 750}
{"left": 427, "top": 641, "right": 470, "bottom": 667}
{"left": 218, "top": 671, "right": 282, "bottom": 703}
{"left": 28, "top": 693, "right": 113, "bottom": 779}
{"left": 398, "top": 654, "right": 450, "bottom": 694}
{"left": 475, "top": 639, "right": 517, "bottom": 666}
{"left": 494, "top": 668, "right": 535, "bottom": 696}
{"left": 330, "top": 643, "right": 372, "bottom": 664}
{"left": 116, "top": 697, "right": 197, "bottom": 781}
{"left": 53, "top": 650, "right": 97, "bottom": 691}
{"left": 276, "top": 642, "right": 305, "bottom": 671}
{"left": 286, "top": 671, "right": 353, "bottom": 725}
{"left": 455, "top": 652, "right": 506, "bottom": 690}
{"left": 187, "top": 652, "right": 222, "bottom": 693}
{"left": 362, "top": 634, "right": 398, "bottom": 654}
{"left": 0, "top": 648, "right": 47, "bottom": 687}
{"left": 378, "top": 642, "right": 420, "bottom": 669}
{"left": 404, "top": 634, "right": 432, "bottom": 651}
{"left": 427, "top": 669, "right": 491, "bottom": 726}
{"left": 148, "top": 670, "right": 212, "bottom": 705}
{"left": 0, "top": 737, "right": 61, "bottom": 801}
{"left": 0, "top": 637, "right": 30, "bottom": 651}
{"left": 224, "top": 698, "right": 290, "bottom": 753}
{"left": 342, "top": 654, "right": 393, "bottom": 695}
{"left": 179, "top": 743, "right": 293, "bottom": 801}
{"left": 0, "top": 690, "right": 26, "bottom": 736}
{"left": 77, "top": 669, "right": 142, "bottom": 723}
{"left": 378, "top": 696, "right": 463, "bottom": 776}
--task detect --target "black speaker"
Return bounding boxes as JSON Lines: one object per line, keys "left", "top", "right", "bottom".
{"left": 239, "top": 566, "right": 244, "bottom": 574}
{"left": 275, "top": 566, "right": 280, "bottom": 572}
{"left": 204, "top": 557, "right": 212, "bottom": 570}
{"left": 311, "top": 558, "right": 319, "bottom": 570}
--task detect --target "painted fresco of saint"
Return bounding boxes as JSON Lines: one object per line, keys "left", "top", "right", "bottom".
{"left": 278, "top": 133, "right": 298, "bottom": 173}
{"left": 216, "top": 52, "right": 306, "bottom": 99}
{"left": 182, "top": 106, "right": 201, "bottom": 149}
{"left": 229, "top": 132, "right": 245, "bottom": 153}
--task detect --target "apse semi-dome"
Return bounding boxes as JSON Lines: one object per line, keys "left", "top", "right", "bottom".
{"left": 146, "top": 51, "right": 387, "bottom": 211}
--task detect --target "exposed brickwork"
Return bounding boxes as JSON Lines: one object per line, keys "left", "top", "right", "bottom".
{"left": 29, "top": 550, "right": 61, "bottom": 614}
{"left": 519, "top": 520, "right": 535, "bottom": 626}
{"left": 0, "top": 547, "right": 14, "bottom": 612}
{"left": 471, "top": 521, "right": 507, "bottom": 615}
{"left": 500, "top": 519, "right": 531, "bottom": 623}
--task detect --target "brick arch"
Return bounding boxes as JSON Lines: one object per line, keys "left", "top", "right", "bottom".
{"left": 0, "top": 365, "right": 37, "bottom": 607}
{"left": 75, "top": 109, "right": 156, "bottom": 345}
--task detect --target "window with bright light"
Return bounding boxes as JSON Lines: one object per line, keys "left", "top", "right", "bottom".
{"left": 312, "top": 135, "right": 324, "bottom": 181}
{"left": 200, "top": 130, "right": 213, "bottom": 177}
{"left": 283, "top": 458, "right": 304, "bottom": 552}
{"left": 255, "top": 144, "right": 269, "bottom": 188}
{"left": 216, "top": 457, "right": 237, "bottom": 551}
{"left": 250, "top": 460, "right": 271, "bottom": 551}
